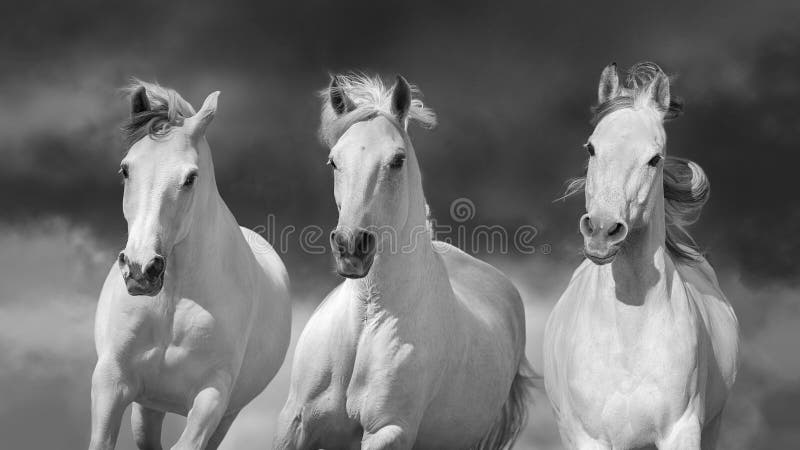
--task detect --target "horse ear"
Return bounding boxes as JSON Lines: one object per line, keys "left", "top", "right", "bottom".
{"left": 329, "top": 76, "right": 355, "bottom": 115}
{"left": 391, "top": 75, "right": 412, "bottom": 124}
{"left": 131, "top": 86, "right": 150, "bottom": 116}
{"left": 598, "top": 62, "right": 620, "bottom": 104}
{"left": 650, "top": 72, "right": 671, "bottom": 113}
{"left": 187, "top": 91, "right": 219, "bottom": 137}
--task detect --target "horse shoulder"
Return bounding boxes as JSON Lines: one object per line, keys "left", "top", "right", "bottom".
{"left": 290, "top": 284, "right": 355, "bottom": 400}
{"left": 95, "top": 262, "right": 156, "bottom": 358}
{"left": 674, "top": 258, "right": 739, "bottom": 390}
{"left": 434, "top": 241, "right": 524, "bottom": 333}
{"left": 239, "top": 226, "right": 289, "bottom": 293}
{"left": 543, "top": 259, "right": 595, "bottom": 414}
{"left": 95, "top": 263, "right": 123, "bottom": 356}
{"left": 544, "top": 259, "right": 596, "bottom": 344}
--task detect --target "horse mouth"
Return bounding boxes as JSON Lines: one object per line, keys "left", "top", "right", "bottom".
{"left": 334, "top": 254, "right": 374, "bottom": 279}
{"left": 340, "top": 271, "right": 367, "bottom": 279}
{"left": 125, "top": 275, "right": 164, "bottom": 297}
{"left": 585, "top": 249, "right": 618, "bottom": 265}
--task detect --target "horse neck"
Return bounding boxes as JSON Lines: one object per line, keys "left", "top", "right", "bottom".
{"left": 351, "top": 144, "right": 442, "bottom": 309}
{"left": 608, "top": 187, "right": 672, "bottom": 307}
{"left": 169, "top": 140, "right": 242, "bottom": 283}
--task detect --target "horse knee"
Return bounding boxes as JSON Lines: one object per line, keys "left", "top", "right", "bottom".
{"left": 361, "top": 424, "right": 413, "bottom": 450}
{"left": 273, "top": 409, "right": 306, "bottom": 450}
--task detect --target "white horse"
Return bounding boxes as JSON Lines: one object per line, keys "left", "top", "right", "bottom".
{"left": 90, "top": 81, "right": 291, "bottom": 450}
{"left": 543, "top": 62, "right": 739, "bottom": 449}
{"left": 275, "top": 74, "right": 533, "bottom": 449}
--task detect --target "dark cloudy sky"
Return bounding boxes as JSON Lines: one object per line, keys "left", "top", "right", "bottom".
{"left": 1, "top": 1, "right": 799, "bottom": 448}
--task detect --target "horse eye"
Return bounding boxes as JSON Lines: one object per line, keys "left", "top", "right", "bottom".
{"left": 584, "top": 143, "right": 595, "bottom": 157}
{"left": 389, "top": 154, "right": 406, "bottom": 169}
{"left": 183, "top": 173, "right": 198, "bottom": 188}
{"left": 647, "top": 154, "right": 663, "bottom": 167}
{"left": 118, "top": 165, "right": 129, "bottom": 179}
{"left": 327, "top": 158, "right": 337, "bottom": 170}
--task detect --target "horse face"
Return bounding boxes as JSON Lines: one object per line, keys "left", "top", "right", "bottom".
{"left": 328, "top": 116, "right": 410, "bottom": 278}
{"left": 118, "top": 91, "right": 218, "bottom": 296}
{"left": 581, "top": 108, "right": 666, "bottom": 265}
{"left": 118, "top": 132, "right": 200, "bottom": 295}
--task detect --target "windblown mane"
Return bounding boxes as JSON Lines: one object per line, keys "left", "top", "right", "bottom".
{"left": 662, "top": 157, "right": 710, "bottom": 260}
{"left": 591, "top": 62, "right": 684, "bottom": 125}
{"left": 121, "top": 79, "right": 196, "bottom": 148}
{"left": 562, "top": 157, "right": 709, "bottom": 262}
{"left": 318, "top": 73, "right": 437, "bottom": 147}
{"left": 564, "top": 62, "right": 709, "bottom": 262}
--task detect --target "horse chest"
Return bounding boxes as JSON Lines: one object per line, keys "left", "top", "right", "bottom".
{"left": 314, "top": 316, "right": 428, "bottom": 428}
{"left": 348, "top": 328, "right": 416, "bottom": 391}
{"left": 566, "top": 310, "right": 698, "bottom": 443}
{"left": 133, "top": 298, "right": 246, "bottom": 411}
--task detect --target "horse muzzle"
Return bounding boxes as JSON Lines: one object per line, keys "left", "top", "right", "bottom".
{"left": 118, "top": 252, "right": 166, "bottom": 296}
{"left": 580, "top": 213, "right": 627, "bottom": 266}
{"left": 330, "top": 228, "right": 377, "bottom": 279}
{"left": 334, "top": 253, "right": 375, "bottom": 279}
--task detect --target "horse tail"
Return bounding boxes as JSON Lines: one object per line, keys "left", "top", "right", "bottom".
{"left": 473, "top": 358, "right": 538, "bottom": 450}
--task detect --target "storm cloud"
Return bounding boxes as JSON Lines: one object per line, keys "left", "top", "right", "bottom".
{"left": 1, "top": 0, "right": 799, "bottom": 448}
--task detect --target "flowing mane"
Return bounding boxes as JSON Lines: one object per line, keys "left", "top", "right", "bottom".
{"left": 121, "top": 79, "right": 196, "bottom": 148}
{"left": 318, "top": 73, "right": 437, "bottom": 147}
{"left": 564, "top": 62, "right": 709, "bottom": 262}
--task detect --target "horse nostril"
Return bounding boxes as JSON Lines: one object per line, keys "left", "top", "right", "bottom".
{"left": 579, "top": 215, "right": 594, "bottom": 236}
{"left": 606, "top": 222, "right": 628, "bottom": 244}
{"left": 331, "top": 231, "right": 349, "bottom": 254}
{"left": 118, "top": 251, "right": 127, "bottom": 265}
{"left": 144, "top": 256, "right": 165, "bottom": 280}
{"left": 608, "top": 222, "right": 622, "bottom": 237}
{"left": 356, "top": 231, "right": 376, "bottom": 256}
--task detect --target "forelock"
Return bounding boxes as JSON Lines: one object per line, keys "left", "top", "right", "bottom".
{"left": 318, "top": 73, "right": 437, "bottom": 147}
{"left": 121, "top": 79, "right": 196, "bottom": 150}
{"left": 591, "top": 62, "right": 684, "bottom": 126}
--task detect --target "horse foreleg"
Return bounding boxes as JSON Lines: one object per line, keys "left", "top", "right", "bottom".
{"left": 273, "top": 402, "right": 311, "bottom": 450}
{"left": 361, "top": 424, "right": 415, "bottom": 450}
{"left": 131, "top": 403, "right": 165, "bottom": 450}
{"left": 89, "top": 364, "right": 135, "bottom": 450}
{"left": 170, "top": 374, "right": 232, "bottom": 450}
